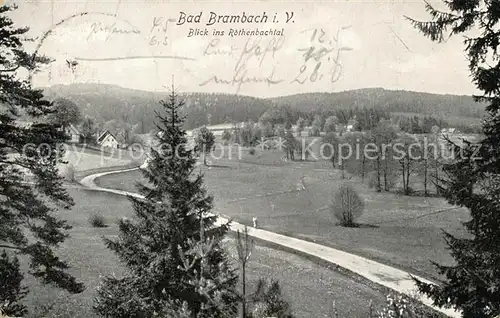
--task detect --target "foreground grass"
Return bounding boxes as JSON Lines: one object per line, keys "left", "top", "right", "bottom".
{"left": 96, "top": 147, "right": 470, "bottom": 281}
{"left": 18, "top": 188, "right": 386, "bottom": 318}
{"left": 59, "top": 148, "right": 136, "bottom": 173}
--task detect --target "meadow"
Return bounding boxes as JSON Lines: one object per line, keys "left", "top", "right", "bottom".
{"left": 19, "top": 187, "right": 387, "bottom": 318}
{"left": 96, "top": 146, "right": 470, "bottom": 282}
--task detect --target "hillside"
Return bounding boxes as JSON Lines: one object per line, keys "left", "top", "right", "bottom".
{"left": 41, "top": 84, "right": 486, "bottom": 131}
{"left": 270, "top": 88, "right": 486, "bottom": 120}
{"left": 42, "top": 84, "right": 270, "bottom": 131}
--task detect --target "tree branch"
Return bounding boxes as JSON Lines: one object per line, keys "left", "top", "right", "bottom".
{"left": 0, "top": 64, "right": 21, "bottom": 73}
{"left": 0, "top": 244, "right": 21, "bottom": 250}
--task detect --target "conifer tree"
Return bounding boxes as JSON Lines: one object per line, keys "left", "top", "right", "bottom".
{"left": 195, "top": 126, "right": 215, "bottom": 166}
{"left": 0, "top": 4, "right": 83, "bottom": 316}
{"left": 0, "top": 251, "right": 26, "bottom": 316}
{"left": 94, "top": 87, "right": 239, "bottom": 317}
{"left": 408, "top": 1, "right": 500, "bottom": 316}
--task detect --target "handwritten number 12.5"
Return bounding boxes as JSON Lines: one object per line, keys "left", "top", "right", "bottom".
{"left": 292, "top": 62, "right": 321, "bottom": 84}
{"left": 310, "top": 28, "right": 326, "bottom": 43}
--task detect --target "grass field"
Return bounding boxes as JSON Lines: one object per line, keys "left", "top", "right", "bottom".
{"left": 96, "top": 146, "right": 470, "bottom": 281}
{"left": 18, "top": 188, "right": 387, "bottom": 318}
{"left": 59, "top": 144, "right": 142, "bottom": 172}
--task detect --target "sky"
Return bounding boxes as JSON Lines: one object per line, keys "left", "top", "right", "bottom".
{"left": 7, "top": 0, "right": 478, "bottom": 97}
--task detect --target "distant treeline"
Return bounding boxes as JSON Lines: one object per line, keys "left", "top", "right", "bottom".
{"left": 42, "top": 84, "right": 485, "bottom": 136}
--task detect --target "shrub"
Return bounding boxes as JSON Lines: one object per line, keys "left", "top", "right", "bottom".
{"left": 375, "top": 292, "right": 446, "bottom": 318}
{"left": 129, "top": 134, "right": 144, "bottom": 146}
{"left": 222, "top": 130, "right": 232, "bottom": 145}
{"left": 330, "top": 184, "right": 364, "bottom": 227}
{"left": 395, "top": 187, "right": 414, "bottom": 196}
{"left": 88, "top": 213, "right": 107, "bottom": 228}
{"left": 249, "top": 279, "right": 294, "bottom": 318}
{"left": 249, "top": 148, "right": 256, "bottom": 155}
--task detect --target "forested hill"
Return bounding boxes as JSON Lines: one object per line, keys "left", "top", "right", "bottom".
{"left": 41, "top": 84, "right": 485, "bottom": 132}
{"left": 42, "top": 84, "right": 269, "bottom": 132}
{"left": 270, "top": 88, "right": 485, "bottom": 119}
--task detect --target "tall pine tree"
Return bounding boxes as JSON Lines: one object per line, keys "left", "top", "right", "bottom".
{"left": 0, "top": 4, "right": 84, "bottom": 316}
{"left": 408, "top": 1, "right": 500, "bottom": 317}
{"left": 94, "top": 87, "right": 239, "bottom": 317}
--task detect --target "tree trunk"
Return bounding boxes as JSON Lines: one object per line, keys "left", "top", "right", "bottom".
{"left": 240, "top": 264, "right": 246, "bottom": 318}
{"left": 376, "top": 157, "right": 381, "bottom": 192}
{"left": 434, "top": 160, "right": 439, "bottom": 194}
{"left": 361, "top": 155, "right": 365, "bottom": 181}
{"left": 424, "top": 159, "right": 428, "bottom": 196}
{"left": 383, "top": 159, "right": 388, "bottom": 191}
{"left": 405, "top": 158, "right": 411, "bottom": 195}
{"left": 401, "top": 160, "right": 406, "bottom": 194}
{"left": 341, "top": 158, "right": 345, "bottom": 179}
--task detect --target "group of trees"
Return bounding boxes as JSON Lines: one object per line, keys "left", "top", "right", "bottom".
{"left": 219, "top": 108, "right": 389, "bottom": 150}
{"left": 220, "top": 122, "right": 276, "bottom": 147}
{"left": 322, "top": 120, "right": 445, "bottom": 196}
{"left": 36, "top": 94, "right": 149, "bottom": 147}
{"left": 396, "top": 115, "right": 447, "bottom": 134}
{"left": 272, "top": 88, "right": 486, "bottom": 120}
{"left": 194, "top": 126, "right": 216, "bottom": 165}
{"left": 55, "top": 99, "right": 149, "bottom": 146}
{"left": 259, "top": 106, "right": 391, "bottom": 133}
{"left": 225, "top": 107, "right": 464, "bottom": 155}
{"left": 44, "top": 82, "right": 485, "bottom": 134}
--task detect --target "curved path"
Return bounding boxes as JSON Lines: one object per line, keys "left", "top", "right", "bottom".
{"left": 80, "top": 168, "right": 461, "bottom": 318}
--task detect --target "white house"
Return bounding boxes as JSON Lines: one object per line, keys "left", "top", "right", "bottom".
{"left": 345, "top": 119, "right": 358, "bottom": 132}
{"left": 200, "top": 123, "right": 243, "bottom": 137}
{"left": 441, "top": 127, "right": 457, "bottom": 134}
{"left": 64, "top": 124, "right": 80, "bottom": 143}
{"left": 97, "top": 130, "right": 119, "bottom": 149}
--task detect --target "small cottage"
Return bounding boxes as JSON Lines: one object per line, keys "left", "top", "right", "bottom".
{"left": 441, "top": 127, "right": 457, "bottom": 134}
{"left": 97, "top": 130, "right": 119, "bottom": 149}
{"left": 346, "top": 120, "right": 358, "bottom": 132}
{"left": 64, "top": 124, "right": 80, "bottom": 143}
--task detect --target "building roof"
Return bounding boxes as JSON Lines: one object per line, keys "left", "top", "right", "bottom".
{"left": 196, "top": 122, "right": 245, "bottom": 132}
{"left": 65, "top": 123, "right": 80, "bottom": 135}
{"left": 97, "top": 130, "right": 118, "bottom": 143}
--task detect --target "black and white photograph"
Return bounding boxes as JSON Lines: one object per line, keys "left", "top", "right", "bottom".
{"left": 0, "top": 0, "right": 498, "bottom": 317}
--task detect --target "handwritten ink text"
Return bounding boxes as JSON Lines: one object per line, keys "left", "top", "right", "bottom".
{"left": 87, "top": 22, "right": 140, "bottom": 41}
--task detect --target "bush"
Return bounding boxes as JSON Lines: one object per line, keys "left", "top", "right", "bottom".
{"left": 88, "top": 213, "right": 107, "bottom": 228}
{"left": 129, "top": 134, "right": 144, "bottom": 146}
{"left": 375, "top": 292, "right": 446, "bottom": 318}
{"left": 249, "top": 148, "right": 256, "bottom": 155}
{"left": 330, "top": 184, "right": 364, "bottom": 227}
{"left": 249, "top": 279, "right": 294, "bottom": 318}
